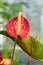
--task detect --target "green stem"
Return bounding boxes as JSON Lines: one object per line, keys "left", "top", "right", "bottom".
{"left": 27, "top": 58, "right": 30, "bottom": 65}
{"left": 11, "top": 37, "right": 17, "bottom": 62}
{"left": 27, "top": 56, "right": 31, "bottom": 65}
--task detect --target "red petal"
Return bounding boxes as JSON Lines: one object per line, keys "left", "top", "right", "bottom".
{"left": 6, "top": 16, "right": 17, "bottom": 37}
{"left": 6, "top": 15, "right": 30, "bottom": 38}
{"left": 19, "top": 15, "right": 30, "bottom": 38}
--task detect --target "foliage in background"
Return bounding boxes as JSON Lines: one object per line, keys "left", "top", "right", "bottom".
{"left": 2, "top": 41, "right": 13, "bottom": 58}
{"left": 10, "top": 61, "right": 20, "bottom": 65}
{"left": 0, "top": 0, "right": 30, "bottom": 20}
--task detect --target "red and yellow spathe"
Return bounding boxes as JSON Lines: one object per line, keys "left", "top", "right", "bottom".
{"left": 6, "top": 12, "right": 30, "bottom": 38}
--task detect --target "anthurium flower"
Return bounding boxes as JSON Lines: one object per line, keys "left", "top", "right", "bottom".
{"left": 6, "top": 12, "right": 30, "bottom": 38}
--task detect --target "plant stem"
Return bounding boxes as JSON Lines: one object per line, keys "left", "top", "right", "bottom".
{"left": 27, "top": 56, "right": 31, "bottom": 65}
{"left": 11, "top": 37, "right": 17, "bottom": 62}
{"left": 27, "top": 58, "right": 30, "bottom": 65}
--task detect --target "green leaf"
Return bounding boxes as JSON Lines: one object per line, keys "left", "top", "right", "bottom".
{"left": 10, "top": 61, "right": 19, "bottom": 65}
{"left": 0, "top": 30, "right": 43, "bottom": 61}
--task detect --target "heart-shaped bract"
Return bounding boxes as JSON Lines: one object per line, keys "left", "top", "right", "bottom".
{"left": 6, "top": 14, "right": 30, "bottom": 38}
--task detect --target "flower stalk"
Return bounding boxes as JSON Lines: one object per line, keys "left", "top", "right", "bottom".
{"left": 27, "top": 56, "right": 31, "bottom": 65}
{"left": 11, "top": 38, "right": 17, "bottom": 62}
